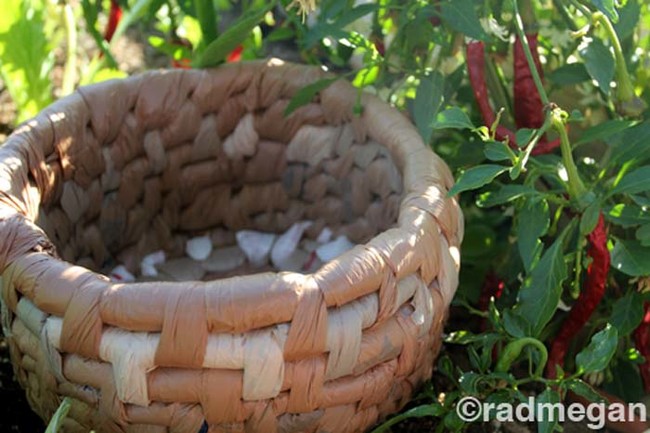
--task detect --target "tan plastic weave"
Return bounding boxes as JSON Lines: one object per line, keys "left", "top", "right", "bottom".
{"left": 0, "top": 59, "right": 463, "bottom": 433}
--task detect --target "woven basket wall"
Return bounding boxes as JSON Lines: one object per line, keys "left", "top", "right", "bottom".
{"left": 0, "top": 59, "right": 463, "bottom": 433}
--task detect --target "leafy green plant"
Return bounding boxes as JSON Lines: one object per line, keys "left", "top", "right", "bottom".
{"left": 0, "top": 0, "right": 56, "bottom": 123}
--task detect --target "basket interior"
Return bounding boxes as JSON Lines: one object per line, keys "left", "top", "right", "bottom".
{"left": 31, "top": 72, "right": 405, "bottom": 281}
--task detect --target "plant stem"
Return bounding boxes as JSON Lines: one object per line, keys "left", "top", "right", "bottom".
{"left": 194, "top": 0, "right": 218, "bottom": 46}
{"left": 511, "top": 113, "right": 552, "bottom": 178}
{"left": 62, "top": 3, "right": 77, "bottom": 96}
{"left": 569, "top": 0, "right": 592, "bottom": 17}
{"left": 552, "top": 109, "right": 587, "bottom": 201}
{"left": 512, "top": 0, "right": 549, "bottom": 107}
{"left": 592, "top": 12, "right": 636, "bottom": 103}
{"left": 553, "top": 0, "right": 579, "bottom": 31}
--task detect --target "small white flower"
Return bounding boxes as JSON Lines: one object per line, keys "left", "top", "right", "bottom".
{"left": 480, "top": 16, "right": 509, "bottom": 41}
{"left": 288, "top": 0, "right": 318, "bottom": 20}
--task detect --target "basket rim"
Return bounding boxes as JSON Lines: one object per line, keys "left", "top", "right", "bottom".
{"left": 0, "top": 59, "right": 462, "bottom": 334}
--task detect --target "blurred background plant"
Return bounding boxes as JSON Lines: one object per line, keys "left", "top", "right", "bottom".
{"left": 1, "top": 0, "right": 650, "bottom": 432}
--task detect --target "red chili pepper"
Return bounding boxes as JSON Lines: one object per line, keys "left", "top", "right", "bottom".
{"left": 546, "top": 213, "right": 610, "bottom": 379}
{"left": 226, "top": 44, "right": 244, "bottom": 63}
{"left": 103, "top": 0, "right": 122, "bottom": 42}
{"left": 170, "top": 38, "right": 193, "bottom": 69}
{"left": 466, "top": 40, "right": 560, "bottom": 155}
{"left": 514, "top": 34, "right": 545, "bottom": 130}
{"left": 633, "top": 302, "right": 650, "bottom": 393}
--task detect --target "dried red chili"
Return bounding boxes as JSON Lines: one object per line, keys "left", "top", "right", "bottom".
{"left": 466, "top": 40, "right": 560, "bottom": 155}
{"left": 514, "top": 34, "right": 545, "bottom": 130}
{"left": 546, "top": 213, "right": 609, "bottom": 378}
{"left": 633, "top": 302, "right": 650, "bottom": 392}
{"left": 103, "top": 0, "right": 122, "bottom": 43}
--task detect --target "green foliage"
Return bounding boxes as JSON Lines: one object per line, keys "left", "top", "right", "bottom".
{"left": 196, "top": 2, "right": 274, "bottom": 67}
{"left": 575, "top": 324, "right": 619, "bottom": 374}
{"left": 0, "top": 0, "right": 54, "bottom": 123}
{"left": 5, "top": 0, "right": 650, "bottom": 432}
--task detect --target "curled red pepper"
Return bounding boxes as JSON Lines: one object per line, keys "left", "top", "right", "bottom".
{"left": 546, "top": 214, "right": 610, "bottom": 379}
{"left": 103, "top": 0, "right": 122, "bottom": 43}
{"left": 633, "top": 302, "right": 650, "bottom": 392}
{"left": 466, "top": 38, "right": 560, "bottom": 155}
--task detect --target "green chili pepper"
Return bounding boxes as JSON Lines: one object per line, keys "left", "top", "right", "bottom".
{"left": 495, "top": 337, "right": 548, "bottom": 378}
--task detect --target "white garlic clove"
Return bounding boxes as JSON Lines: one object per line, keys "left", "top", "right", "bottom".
{"left": 316, "top": 227, "right": 333, "bottom": 243}
{"left": 186, "top": 235, "right": 213, "bottom": 261}
{"left": 271, "top": 221, "right": 312, "bottom": 268}
{"left": 109, "top": 265, "right": 136, "bottom": 283}
{"left": 316, "top": 235, "right": 355, "bottom": 262}
{"left": 202, "top": 246, "right": 246, "bottom": 273}
{"left": 236, "top": 230, "right": 277, "bottom": 267}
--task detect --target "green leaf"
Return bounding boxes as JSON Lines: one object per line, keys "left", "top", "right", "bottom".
{"left": 0, "top": 0, "right": 54, "bottom": 122}
{"left": 458, "top": 372, "right": 482, "bottom": 394}
{"left": 610, "top": 291, "right": 645, "bottom": 336}
{"left": 566, "top": 379, "right": 606, "bottom": 403}
{"left": 284, "top": 78, "right": 339, "bottom": 116}
{"left": 484, "top": 141, "right": 513, "bottom": 162}
{"left": 517, "top": 198, "right": 550, "bottom": 272}
{"left": 369, "top": 404, "right": 444, "bottom": 433}
{"left": 605, "top": 204, "right": 650, "bottom": 227}
{"left": 547, "top": 63, "right": 591, "bottom": 86}
{"left": 575, "top": 324, "right": 618, "bottom": 374}
{"left": 196, "top": 2, "right": 274, "bottom": 67}
{"left": 332, "top": 3, "right": 379, "bottom": 29}
{"left": 580, "top": 201, "right": 601, "bottom": 236}
{"left": 413, "top": 72, "right": 444, "bottom": 143}
{"left": 443, "top": 410, "right": 465, "bottom": 432}
{"left": 580, "top": 37, "right": 615, "bottom": 96}
{"left": 439, "top": 0, "right": 488, "bottom": 41}
{"left": 602, "top": 358, "right": 645, "bottom": 403}
{"left": 614, "top": 0, "right": 640, "bottom": 40}
{"left": 432, "top": 107, "right": 474, "bottom": 130}
{"left": 575, "top": 119, "right": 637, "bottom": 146}
{"left": 515, "top": 128, "right": 536, "bottom": 148}
{"left": 512, "top": 231, "right": 569, "bottom": 337}
{"left": 462, "top": 224, "right": 497, "bottom": 259}
{"left": 266, "top": 26, "right": 295, "bottom": 42}
{"left": 635, "top": 224, "right": 650, "bottom": 246}
{"left": 611, "top": 239, "right": 650, "bottom": 276}
{"left": 448, "top": 165, "right": 508, "bottom": 196}
{"left": 536, "top": 388, "right": 561, "bottom": 433}
{"left": 304, "top": 3, "right": 378, "bottom": 48}
{"left": 477, "top": 185, "right": 538, "bottom": 207}
{"left": 502, "top": 310, "right": 528, "bottom": 338}
{"left": 352, "top": 64, "right": 379, "bottom": 88}
{"left": 611, "top": 121, "right": 650, "bottom": 166}
{"left": 589, "top": 0, "right": 619, "bottom": 22}
{"left": 611, "top": 166, "right": 650, "bottom": 196}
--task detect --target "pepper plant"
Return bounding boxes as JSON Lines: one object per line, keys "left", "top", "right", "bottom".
{"left": 13, "top": 0, "right": 650, "bottom": 431}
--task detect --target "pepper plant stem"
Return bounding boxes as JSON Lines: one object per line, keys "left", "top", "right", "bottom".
{"left": 552, "top": 111, "right": 587, "bottom": 201}
{"left": 512, "top": 0, "right": 548, "bottom": 107}
{"left": 592, "top": 12, "right": 636, "bottom": 102}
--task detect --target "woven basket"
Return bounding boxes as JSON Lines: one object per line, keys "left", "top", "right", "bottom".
{"left": 0, "top": 59, "right": 462, "bottom": 433}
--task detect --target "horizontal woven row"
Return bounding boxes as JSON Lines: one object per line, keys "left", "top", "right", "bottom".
{"left": 0, "top": 59, "right": 463, "bottom": 432}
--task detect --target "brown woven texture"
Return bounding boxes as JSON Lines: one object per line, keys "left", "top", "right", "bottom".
{"left": 0, "top": 59, "right": 463, "bottom": 433}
